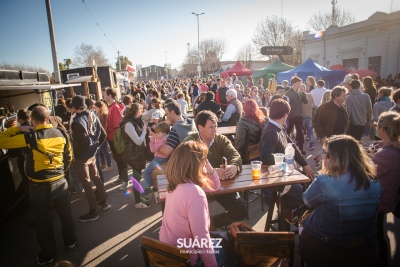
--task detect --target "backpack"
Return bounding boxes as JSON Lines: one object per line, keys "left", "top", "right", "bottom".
{"left": 113, "top": 126, "right": 126, "bottom": 154}
{"left": 29, "top": 126, "right": 72, "bottom": 172}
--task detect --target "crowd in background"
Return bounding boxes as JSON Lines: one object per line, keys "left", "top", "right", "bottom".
{"left": 1, "top": 69, "right": 400, "bottom": 267}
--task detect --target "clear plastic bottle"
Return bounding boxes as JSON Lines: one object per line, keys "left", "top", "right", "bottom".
{"left": 285, "top": 144, "right": 295, "bottom": 174}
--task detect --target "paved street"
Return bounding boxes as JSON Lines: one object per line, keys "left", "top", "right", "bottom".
{"left": 1, "top": 136, "right": 399, "bottom": 267}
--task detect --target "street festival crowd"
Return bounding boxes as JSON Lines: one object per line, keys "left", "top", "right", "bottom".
{"left": 1, "top": 72, "right": 400, "bottom": 267}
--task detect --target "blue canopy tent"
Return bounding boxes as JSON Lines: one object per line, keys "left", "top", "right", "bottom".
{"left": 277, "top": 58, "right": 346, "bottom": 88}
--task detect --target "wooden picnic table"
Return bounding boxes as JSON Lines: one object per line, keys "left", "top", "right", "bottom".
{"left": 216, "top": 126, "right": 236, "bottom": 136}
{"left": 157, "top": 164, "right": 310, "bottom": 231}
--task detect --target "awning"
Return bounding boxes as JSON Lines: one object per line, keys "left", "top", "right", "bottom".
{"left": 0, "top": 83, "right": 81, "bottom": 91}
{"left": 65, "top": 75, "right": 94, "bottom": 84}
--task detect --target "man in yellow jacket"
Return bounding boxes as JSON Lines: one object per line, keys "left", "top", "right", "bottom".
{"left": 0, "top": 106, "right": 77, "bottom": 266}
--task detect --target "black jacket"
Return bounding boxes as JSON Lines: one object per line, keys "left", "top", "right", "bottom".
{"left": 260, "top": 121, "right": 307, "bottom": 167}
{"left": 196, "top": 100, "right": 222, "bottom": 116}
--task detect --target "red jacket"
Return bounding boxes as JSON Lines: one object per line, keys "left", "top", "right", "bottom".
{"left": 106, "top": 102, "right": 124, "bottom": 141}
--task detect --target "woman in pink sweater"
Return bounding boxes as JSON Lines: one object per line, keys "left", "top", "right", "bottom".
{"left": 159, "top": 141, "right": 225, "bottom": 267}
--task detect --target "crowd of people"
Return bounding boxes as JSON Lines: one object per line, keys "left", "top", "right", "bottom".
{"left": 1, "top": 71, "right": 399, "bottom": 267}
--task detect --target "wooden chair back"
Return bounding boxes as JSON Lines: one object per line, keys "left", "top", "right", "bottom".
{"left": 236, "top": 231, "right": 295, "bottom": 267}
{"left": 140, "top": 236, "right": 191, "bottom": 267}
{"left": 248, "top": 143, "right": 261, "bottom": 162}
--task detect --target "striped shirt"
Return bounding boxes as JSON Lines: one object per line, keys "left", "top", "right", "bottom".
{"left": 166, "top": 128, "right": 180, "bottom": 149}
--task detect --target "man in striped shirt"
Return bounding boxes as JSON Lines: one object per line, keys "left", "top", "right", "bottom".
{"left": 156, "top": 101, "right": 197, "bottom": 158}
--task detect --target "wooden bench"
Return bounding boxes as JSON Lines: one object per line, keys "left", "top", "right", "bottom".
{"left": 140, "top": 236, "right": 191, "bottom": 267}
{"left": 235, "top": 231, "right": 295, "bottom": 267}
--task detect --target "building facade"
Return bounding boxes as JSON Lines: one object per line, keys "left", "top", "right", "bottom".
{"left": 136, "top": 65, "right": 168, "bottom": 81}
{"left": 302, "top": 11, "right": 400, "bottom": 78}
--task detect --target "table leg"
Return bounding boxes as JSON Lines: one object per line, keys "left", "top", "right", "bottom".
{"left": 278, "top": 190, "right": 289, "bottom": 231}
{"left": 264, "top": 191, "right": 277, "bottom": 231}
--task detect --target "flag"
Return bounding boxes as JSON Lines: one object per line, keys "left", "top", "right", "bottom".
{"left": 126, "top": 64, "right": 135, "bottom": 73}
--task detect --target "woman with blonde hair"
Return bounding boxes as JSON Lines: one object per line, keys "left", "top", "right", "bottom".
{"left": 372, "top": 111, "right": 400, "bottom": 267}
{"left": 299, "top": 135, "right": 382, "bottom": 267}
{"left": 160, "top": 141, "right": 225, "bottom": 267}
{"left": 94, "top": 101, "right": 112, "bottom": 171}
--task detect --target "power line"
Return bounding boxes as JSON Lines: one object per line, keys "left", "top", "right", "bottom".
{"left": 80, "top": 0, "right": 118, "bottom": 53}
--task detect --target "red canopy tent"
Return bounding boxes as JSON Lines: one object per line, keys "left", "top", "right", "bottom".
{"left": 349, "top": 68, "right": 378, "bottom": 78}
{"left": 329, "top": 64, "right": 350, "bottom": 74}
{"left": 220, "top": 60, "right": 252, "bottom": 77}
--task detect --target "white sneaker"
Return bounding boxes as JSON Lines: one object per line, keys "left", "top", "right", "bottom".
{"left": 102, "top": 166, "right": 113, "bottom": 172}
{"left": 135, "top": 202, "right": 151, "bottom": 208}
{"left": 119, "top": 182, "right": 128, "bottom": 191}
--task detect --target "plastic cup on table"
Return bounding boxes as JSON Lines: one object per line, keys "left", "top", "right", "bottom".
{"left": 273, "top": 153, "right": 285, "bottom": 171}
{"left": 251, "top": 161, "right": 262, "bottom": 180}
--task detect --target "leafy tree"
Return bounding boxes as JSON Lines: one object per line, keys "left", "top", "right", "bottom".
{"left": 72, "top": 43, "right": 109, "bottom": 67}
{"left": 252, "top": 15, "right": 301, "bottom": 66}
{"left": 58, "top": 62, "right": 65, "bottom": 71}
{"left": 115, "top": 56, "right": 132, "bottom": 71}
{"left": 307, "top": 8, "right": 355, "bottom": 32}
{"left": 63, "top": 58, "right": 72, "bottom": 69}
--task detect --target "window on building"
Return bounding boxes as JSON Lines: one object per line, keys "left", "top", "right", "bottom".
{"left": 343, "top": 58, "right": 359, "bottom": 70}
{"left": 368, "top": 56, "right": 381, "bottom": 74}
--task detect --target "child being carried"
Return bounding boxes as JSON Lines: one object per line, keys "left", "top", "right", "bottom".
{"left": 143, "top": 121, "right": 170, "bottom": 194}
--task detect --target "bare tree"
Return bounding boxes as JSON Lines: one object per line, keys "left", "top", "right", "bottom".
{"left": 307, "top": 8, "right": 355, "bottom": 32}
{"left": 252, "top": 15, "right": 301, "bottom": 66}
{"left": 236, "top": 43, "right": 254, "bottom": 68}
{"left": 72, "top": 43, "right": 109, "bottom": 67}
{"left": 181, "top": 50, "right": 198, "bottom": 77}
{"left": 198, "top": 38, "right": 227, "bottom": 75}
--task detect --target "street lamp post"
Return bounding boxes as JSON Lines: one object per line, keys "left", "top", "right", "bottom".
{"left": 192, "top": 12, "right": 204, "bottom": 78}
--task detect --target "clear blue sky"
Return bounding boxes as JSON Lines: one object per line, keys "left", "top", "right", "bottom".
{"left": 0, "top": 0, "right": 398, "bottom": 73}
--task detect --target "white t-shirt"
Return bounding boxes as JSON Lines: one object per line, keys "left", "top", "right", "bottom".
{"left": 310, "top": 87, "right": 328, "bottom": 107}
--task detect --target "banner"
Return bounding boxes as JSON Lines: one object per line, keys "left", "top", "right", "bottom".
{"left": 126, "top": 64, "right": 136, "bottom": 73}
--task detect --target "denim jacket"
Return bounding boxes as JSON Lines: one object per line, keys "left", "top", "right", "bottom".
{"left": 302, "top": 172, "right": 382, "bottom": 245}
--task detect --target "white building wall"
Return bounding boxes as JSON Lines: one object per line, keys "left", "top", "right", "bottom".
{"left": 302, "top": 11, "right": 400, "bottom": 78}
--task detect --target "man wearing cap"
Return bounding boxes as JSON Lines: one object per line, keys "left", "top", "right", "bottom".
{"left": 70, "top": 95, "right": 109, "bottom": 222}
{"left": 0, "top": 106, "right": 77, "bottom": 265}
{"left": 221, "top": 89, "right": 242, "bottom": 126}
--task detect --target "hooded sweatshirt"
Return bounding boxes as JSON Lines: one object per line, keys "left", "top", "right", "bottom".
{"left": 165, "top": 118, "right": 197, "bottom": 150}
{"left": 373, "top": 98, "right": 395, "bottom": 122}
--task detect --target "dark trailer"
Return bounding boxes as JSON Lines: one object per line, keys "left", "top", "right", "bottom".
{"left": 0, "top": 69, "right": 80, "bottom": 222}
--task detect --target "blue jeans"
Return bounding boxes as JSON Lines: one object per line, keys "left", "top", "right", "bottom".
{"left": 30, "top": 178, "right": 77, "bottom": 261}
{"left": 143, "top": 157, "right": 169, "bottom": 188}
{"left": 99, "top": 140, "right": 112, "bottom": 167}
{"left": 302, "top": 116, "right": 314, "bottom": 146}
